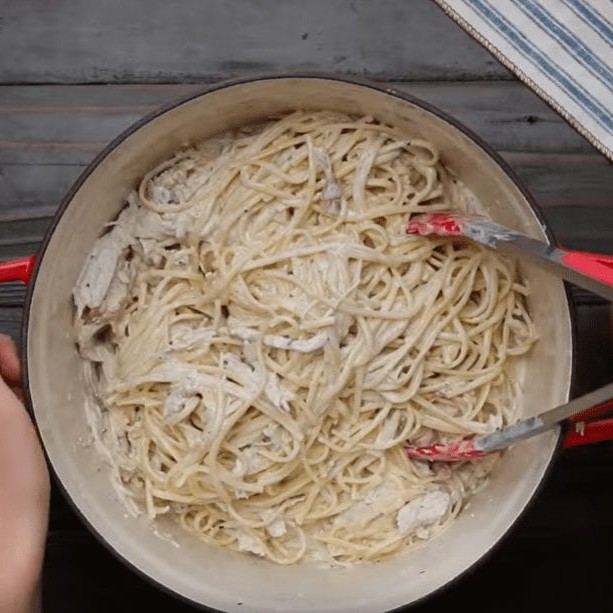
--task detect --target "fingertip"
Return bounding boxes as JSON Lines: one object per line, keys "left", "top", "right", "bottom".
{"left": 0, "top": 334, "right": 21, "bottom": 386}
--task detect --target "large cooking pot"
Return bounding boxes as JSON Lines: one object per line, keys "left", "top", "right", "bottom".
{"left": 15, "top": 75, "right": 574, "bottom": 612}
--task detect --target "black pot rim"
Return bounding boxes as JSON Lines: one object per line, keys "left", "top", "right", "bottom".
{"left": 20, "top": 71, "right": 577, "bottom": 612}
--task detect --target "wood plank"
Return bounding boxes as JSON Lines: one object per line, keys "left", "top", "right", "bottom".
{"left": 0, "top": 82, "right": 595, "bottom": 164}
{"left": 545, "top": 207, "right": 613, "bottom": 254}
{"left": 0, "top": 0, "right": 510, "bottom": 84}
{"left": 0, "top": 233, "right": 45, "bottom": 261}
{"left": 506, "top": 151, "right": 613, "bottom": 210}
{"left": 0, "top": 163, "right": 83, "bottom": 211}
{"left": 0, "top": 306, "right": 24, "bottom": 339}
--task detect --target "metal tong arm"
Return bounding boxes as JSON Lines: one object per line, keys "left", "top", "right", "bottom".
{"left": 478, "top": 381, "right": 613, "bottom": 452}
{"left": 495, "top": 237, "right": 613, "bottom": 301}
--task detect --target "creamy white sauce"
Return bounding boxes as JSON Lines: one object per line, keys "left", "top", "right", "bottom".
{"left": 335, "top": 480, "right": 403, "bottom": 526}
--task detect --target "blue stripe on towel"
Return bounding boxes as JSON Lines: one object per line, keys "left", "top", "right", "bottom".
{"left": 512, "top": 0, "right": 613, "bottom": 90}
{"left": 466, "top": 0, "right": 613, "bottom": 132}
{"left": 562, "top": 0, "right": 613, "bottom": 47}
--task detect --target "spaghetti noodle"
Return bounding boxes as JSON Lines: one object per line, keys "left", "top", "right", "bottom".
{"left": 73, "top": 111, "right": 537, "bottom": 565}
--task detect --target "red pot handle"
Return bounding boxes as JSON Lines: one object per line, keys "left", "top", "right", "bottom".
{"left": 0, "top": 255, "right": 36, "bottom": 284}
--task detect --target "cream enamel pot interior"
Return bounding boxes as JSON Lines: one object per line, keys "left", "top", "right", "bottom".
{"left": 22, "top": 75, "right": 573, "bottom": 612}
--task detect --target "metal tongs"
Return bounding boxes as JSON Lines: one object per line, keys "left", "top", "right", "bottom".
{"left": 404, "top": 211, "right": 613, "bottom": 462}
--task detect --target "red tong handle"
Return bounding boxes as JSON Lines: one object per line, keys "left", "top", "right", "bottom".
{"left": 561, "top": 251, "right": 613, "bottom": 287}
{"left": 561, "top": 251, "right": 613, "bottom": 447}
{"left": 564, "top": 398, "right": 613, "bottom": 448}
{"left": 0, "top": 256, "right": 36, "bottom": 284}
{"left": 564, "top": 417, "right": 613, "bottom": 447}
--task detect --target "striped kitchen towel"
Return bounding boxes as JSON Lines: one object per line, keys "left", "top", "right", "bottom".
{"left": 433, "top": 0, "right": 613, "bottom": 161}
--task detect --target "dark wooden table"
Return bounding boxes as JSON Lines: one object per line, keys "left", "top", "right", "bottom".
{"left": 1, "top": 2, "right": 612, "bottom": 611}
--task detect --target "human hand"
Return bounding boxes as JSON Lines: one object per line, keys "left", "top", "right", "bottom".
{"left": 0, "top": 335, "right": 50, "bottom": 613}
